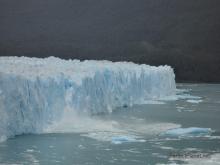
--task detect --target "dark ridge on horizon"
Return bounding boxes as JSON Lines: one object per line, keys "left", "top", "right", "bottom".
{"left": 0, "top": 0, "right": 220, "bottom": 82}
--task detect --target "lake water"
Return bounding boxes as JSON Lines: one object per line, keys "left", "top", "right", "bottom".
{"left": 0, "top": 84, "right": 220, "bottom": 165}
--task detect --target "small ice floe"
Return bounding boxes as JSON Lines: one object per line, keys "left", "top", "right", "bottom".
{"left": 162, "top": 127, "right": 213, "bottom": 138}
{"left": 186, "top": 99, "right": 203, "bottom": 104}
{"left": 111, "top": 136, "right": 146, "bottom": 144}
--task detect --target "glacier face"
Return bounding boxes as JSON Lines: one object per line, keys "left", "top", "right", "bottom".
{"left": 0, "top": 56, "right": 176, "bottom": 141}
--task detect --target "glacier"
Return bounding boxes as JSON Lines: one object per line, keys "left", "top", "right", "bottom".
{"left": 0, "top": 56, "right": 176, "bottom": 141}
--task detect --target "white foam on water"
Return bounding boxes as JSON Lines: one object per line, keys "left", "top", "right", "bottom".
{"left": 44, "top": 109, "right": 180, "bottom": 143}
{"left": 142, "top": 100, "right": 166, "bottom": 104}
{"left": 176, "top": 94, "right": 202, "bottom": 100}
{"left": 44, "top": 110, "right": 122, "bottom": 134}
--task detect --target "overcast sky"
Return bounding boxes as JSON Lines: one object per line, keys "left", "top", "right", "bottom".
{"left": 0, "top": 0, "right": 220, "bottom": 81}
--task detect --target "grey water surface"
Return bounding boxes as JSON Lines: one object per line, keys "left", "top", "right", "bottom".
{"left": 0, "top": 84, "right": 220, "bottom": 165}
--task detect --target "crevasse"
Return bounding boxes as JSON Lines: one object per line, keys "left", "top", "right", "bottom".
{"left": 0, "top": 56, "right": 176, "bottom": 141}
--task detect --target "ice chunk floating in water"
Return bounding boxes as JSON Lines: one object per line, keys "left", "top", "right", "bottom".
{"left": 111, "top": 136, "right": 146, "bottom": 144}
{"left": 186, "top": 99, "right": 203, "bottom": 104}
{"left": 0, "top": 56, "right": 176, "bottom": 141}
{"left": 162, "top": 127, "right": 213, "bottom": 137}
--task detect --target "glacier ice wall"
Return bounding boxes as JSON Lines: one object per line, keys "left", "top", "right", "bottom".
{"left": 0, "top": 56, "right": 176, "bottom": 141}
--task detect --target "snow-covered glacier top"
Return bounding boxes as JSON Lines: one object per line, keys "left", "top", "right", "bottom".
{"left": 0, "top": 56, "right": 176, "bottom": 141}
{"left": 0, "top": 56, "right": 174, "bottom": 85}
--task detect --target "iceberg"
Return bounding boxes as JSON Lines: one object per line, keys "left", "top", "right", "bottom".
{"left": 0, "top": 56, "right": 176, "bottom": 141}
{"left": 162, "top": 127, "right": 213, "bottom": 137}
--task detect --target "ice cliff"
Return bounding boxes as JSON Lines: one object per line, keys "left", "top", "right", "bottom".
{"left": 0, "top": 56, "right": 176, "bottom": 141}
